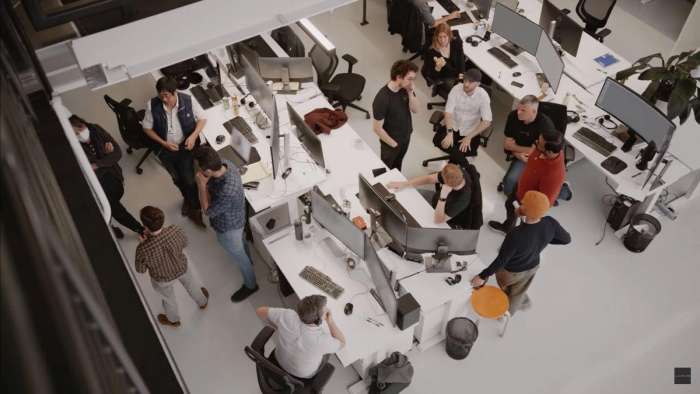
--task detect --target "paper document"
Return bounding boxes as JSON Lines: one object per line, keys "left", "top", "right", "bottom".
{"left": 242, "top": 162, "right": 270, "bottom": 183}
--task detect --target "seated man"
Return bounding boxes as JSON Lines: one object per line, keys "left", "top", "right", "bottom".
{"left": 256, "top": 295, "right": 345, "bottom": 379}
{"left": 489, "top": 129, "right": 566, "bottom": 234}
{"left": 499, "top": 95, "right": 555, "bottom": 196}
{"left": 387, "top": 163, "right": 480, "bottom": 229}
{"left": 433, "top": 68, "right": 492, "bottom": 164}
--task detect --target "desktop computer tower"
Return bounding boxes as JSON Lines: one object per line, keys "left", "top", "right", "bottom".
{"left": 607, "top": 195, "right": 639, "bottom": 231}
{"left": 397, "top": 293, "right": 420, "bottom": 331}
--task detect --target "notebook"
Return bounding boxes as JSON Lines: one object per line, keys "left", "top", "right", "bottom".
{"left": 594, "top": 53, "right": 619, "bottom": 68}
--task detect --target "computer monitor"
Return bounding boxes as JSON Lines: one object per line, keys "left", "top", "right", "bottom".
{"left": 539, "top": 0, "right": 583, "bottom": 57}
{"left": 287, "top": 103, "right": 325, "bottom": 168}
{"left": 473, "top": 0, "right": 493, "bottom": 19}
{"left": 242, "top": 55, "right": 274, "bottom": 120}
{"left": 258, "top": 57, "right": 315, "bottom": 83}
{"left": 270, "top": 96, "right": 281, "bottom": 179}
{"left": 535, "top": 32, "right": 564, "bottom": 93}
{"left": 404, "top": 226, "right": 479, "bottom": 255}
{"left": 492, "top": 2, "right": 543, "bottom": 56}
{"left": 310, "top": 188, "right": 365, "bottom": 258}
{"left": 595, "top": 78, "right": 676, "bottom": 149}
{"left": 364, "top": 235, "right": 398, "bottom": 327}
{"left": 358, "top": 175, "right": 403, "bottom": 220}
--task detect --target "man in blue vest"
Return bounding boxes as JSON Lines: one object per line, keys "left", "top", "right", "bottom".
{"left": 143, "top": 77, "right": 207, "bottom": 227}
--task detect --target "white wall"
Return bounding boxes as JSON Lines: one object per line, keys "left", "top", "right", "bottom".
{"left": 671, "top": 2, "right": 700, "bottom": 55}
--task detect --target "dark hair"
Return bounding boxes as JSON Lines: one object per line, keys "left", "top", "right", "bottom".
{"left": 155, "top": 76, "right": 178, "bottom": 94}
{"left": 193, "top": 145, "right": 222, "bottom": 171}
{"left": 390, "top": 60, "right": 418, "bottom": 81}
{"left": 541, "top": 129, "right": 563, "bottom": 154}
{"left": 463, "top": 68, "right": 482, "bottom": 83}
{"left": 296, "top": 295, "right": 327, "bottom": 325}
{"left": 69, "top": 115, "right": 87, "bottom": 128}
{"left": 140, "top": 206, "right": 165, "bottom": 232}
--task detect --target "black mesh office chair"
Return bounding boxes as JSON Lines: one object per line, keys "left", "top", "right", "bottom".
{"left": 245, "top": 326, "right": 335, "bottom": 394}
{"left": 271, "top": 26, "right": 305, "bottom": 57}
{"left": 104, "top": 95, "right": 154, "bottom": 175}
{"left": 564, "top": 0, "right": 616, "bottom": 42}
{"left": 537, "top": 101, "right": 575, "bottom": 165}
{"left": 422, "top": 109, "right": 494, "bottom": 167}
{"left": 309, "top": 44, "right": 370, "bottom": 119}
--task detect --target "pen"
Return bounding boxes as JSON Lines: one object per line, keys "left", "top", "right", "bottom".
{"left": 631, "top": 172, "right": 642, "bottom": 178}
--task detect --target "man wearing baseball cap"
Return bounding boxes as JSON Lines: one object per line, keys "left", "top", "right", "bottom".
{"left": 471, "top": 191, "right": 571, "bottom": 314}
{"left": 436, "top": 68, "right": 493, "bottom": 163}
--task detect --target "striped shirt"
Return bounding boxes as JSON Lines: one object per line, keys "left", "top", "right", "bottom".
{"left": 135, "top": 226, "right": 188, "bottom": 282}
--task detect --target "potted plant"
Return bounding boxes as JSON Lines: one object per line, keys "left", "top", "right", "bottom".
{"left": 615, "top": 50, "right": 699, "bottom": 125}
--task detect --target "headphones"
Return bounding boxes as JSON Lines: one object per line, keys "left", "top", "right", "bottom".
{"left": 445, "top": 274, "right": 462, "bottom": 286}
{"left": 465, "top": 35, "right": 483, "bottom": 47}
{"left": 597, "top": 114, "right": 617, "bottom": 130}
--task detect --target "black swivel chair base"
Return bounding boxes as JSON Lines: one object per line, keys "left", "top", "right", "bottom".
{"left": 422, "top": 154, "right": 450, "bottom": 167}
{"left": 131, "top": 148, "right": 153, "bottom": 175}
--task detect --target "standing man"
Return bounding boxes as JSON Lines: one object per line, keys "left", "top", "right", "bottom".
{"left": 471, "top": 191, "right": 571, "bottom": 315}
{"left": 135, "top": 206, "right": 209, "bottom": 327}
{"left": 436, "top": 68, "right": 492, "bottom": 163}
{"left": 142, "top": 76, "right": 207, "bottom": 228}
{"left": 256, "top": 295, "right": 345, "bottom": 379}
{"left": 489, "top": 130, "right": 567, "bottom": 234}
{"left": 193, "top": 146, "right": 258, "bottom": 302}
{"left": 373, "top": 60, "right": 421, "bottom": 171}
{"left": 70, "top": 115, "right": 144, "bottom": 238}
{"left": 499, "top": 95, "right": 556, "bottom": 196}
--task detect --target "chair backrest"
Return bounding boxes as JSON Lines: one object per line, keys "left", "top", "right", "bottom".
{"left": 309, "top": 44, "right": 338, "bottom": 86}
{"left": 271, "top": 26, "right": 305, "bottom": 58}
{"left": 576, "top": 0, "right": 616, "bottom": 31}
{"left": 537, "top": 101, "right": 575, "bottom": 164}
{"left": 103, "top": 95, "right": 149, "bottom": 149}
{"left": 245, "top": 346, "right": 305, "bottom": 393}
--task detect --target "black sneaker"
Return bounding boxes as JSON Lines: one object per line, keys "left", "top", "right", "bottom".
{"left": 561, "top": 181, "right": 573, "bottom": 201}
{"left": 111, "top": 226, "right": 124, "bottom": 239}
{"left": 488, "top": 220, "right": 508, "bottom": 235}
{"left": 230, "top": 284, "right": 258, "bottom": 303}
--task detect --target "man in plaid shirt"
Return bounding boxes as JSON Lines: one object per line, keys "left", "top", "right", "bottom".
{"left": 135, "top": 206, "right": 209, "bottom": 326}
{"left": 194, "top": 146, "right": 258, "bottom": 303}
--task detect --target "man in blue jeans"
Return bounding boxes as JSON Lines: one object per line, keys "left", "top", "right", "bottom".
{"left": 194, "top": 146, "right": 258, "bottom": 302}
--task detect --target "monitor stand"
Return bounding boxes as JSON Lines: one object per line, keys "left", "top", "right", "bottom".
{"left": 501, "top": 42, "right": 524, "bottom": 56}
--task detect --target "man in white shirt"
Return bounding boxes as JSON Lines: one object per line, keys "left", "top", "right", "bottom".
{"left": 142, "top": 77, "right": 207, "bottom": 227}
{"left": 256, "top": 295, "right": 346, "bottom": 379}
{"left": 435, "top": 68, "right": 492, "bottom": 163}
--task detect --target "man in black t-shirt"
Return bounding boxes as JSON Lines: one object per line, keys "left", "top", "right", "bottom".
{"left": 372, "top": 60, "right": 421, "bottom": 171}
{"left": 387, "top": 163, "right": 474, "bottom": 228}
{"left": 499, "top": 95, "right": 555, "bottom": 196}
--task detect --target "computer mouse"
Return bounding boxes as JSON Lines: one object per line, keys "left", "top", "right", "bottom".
{"left": 216, "top": 135, "right": 225, "bottom": 144}
{"left": 512, "top": 72, "right": 521, "bottom": 77}
{"left": 344, "top": 303, "right": 354, "bottom": 315}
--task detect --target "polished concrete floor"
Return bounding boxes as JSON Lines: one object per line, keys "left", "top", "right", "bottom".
{"left": 59, "top": 1, "right": 699, "bottom": 393}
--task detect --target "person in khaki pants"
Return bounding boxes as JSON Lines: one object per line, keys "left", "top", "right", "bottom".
{"left": 471, "top": 191, "right": 571, "bottom": 314}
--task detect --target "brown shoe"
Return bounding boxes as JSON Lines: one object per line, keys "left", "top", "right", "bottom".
{"left": 157, "top": 314, "right": 181, "bottom": 327}
{"left": 188, "top": 209, "right": 207, "bottom": 228}
{"left": 200, "top": 287, "right": 210, "bottom": 309}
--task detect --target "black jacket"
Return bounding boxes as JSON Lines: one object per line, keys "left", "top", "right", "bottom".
{"left": 80, "top": 123, "right": 124, "bottom": 184}
{"left": 388, "top": 0, "right": 425, "bottom": 54}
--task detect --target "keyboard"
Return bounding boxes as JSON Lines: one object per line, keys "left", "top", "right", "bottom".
{"left": 572, "top": 127, "right": 617, "bottom": 157}
{"left": 447, "top": 11, "right": 473, "bottom": 26}
{"left": 223, "top": 116, "right": 258, "bottom": 144}
{"left": 437, "top": 0, "right": 460, "bottom": 12}
{"left": 372, "top": 183, "right": 420, "bottom": 227}
{"left": 487, "top": 47, "right": 518, "bottom": 68}
{"left": 299, "top": 266, "right": 344, "bottom": 299}
{"left": 190, "top": 85, "right": 213, "bottom": 109}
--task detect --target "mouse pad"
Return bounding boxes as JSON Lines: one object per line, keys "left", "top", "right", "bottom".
{"left": 601, "top": 156, "right": 627, "bottom": 174}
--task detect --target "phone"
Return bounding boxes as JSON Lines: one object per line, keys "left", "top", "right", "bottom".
{"left": 511, "top": 81, "right": 524, "bottom": 88}
{"left": 372, "top": 167, "right": 388, "bottom": 177}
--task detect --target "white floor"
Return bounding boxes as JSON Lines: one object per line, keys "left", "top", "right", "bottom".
{"left": 59, "top": 1, "right": 700, "bottom": 393}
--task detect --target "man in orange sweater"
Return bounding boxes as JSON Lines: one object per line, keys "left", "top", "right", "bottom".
{"left": 489, "top": 129, "right": 566, "bottom": 234}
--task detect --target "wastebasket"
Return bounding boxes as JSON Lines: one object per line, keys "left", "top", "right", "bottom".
{"left": 623, "top": 213, "right": 661, "bottom": 253}
{"left": 445, "top": 317, "right": 478, "bottom": 360}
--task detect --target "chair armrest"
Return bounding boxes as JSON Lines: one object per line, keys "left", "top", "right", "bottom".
{"left": 479, "top": 125, "right": 494, "bottom": 147}
{"left": 120, "top": 98, "right": 133, "bottom": 107}
{"left": 595, "top": 28, "right": 612, "bottom": 42}
{"left": 429, "top": 110, "right": 445, "bottom": 126}
{"left": 251, "top": 326, "right": 275, "bottom": 354}
{"left": 561, "top": 8, "right": 571, "bottom": 15}
{"left": 564, "top": 144, "right": 576, "bottom": 164}
{"left": 342, "top": 54, "right": 358, "bottom": 74}
{"left": 310, "top": 363, "right": 335, "bottom": 392}
{"left": 136, "top": 109, "right": 146, "bottom": 121}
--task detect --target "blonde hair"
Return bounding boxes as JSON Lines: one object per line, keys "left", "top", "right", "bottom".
{"left": 441, "top": 164, "right": 464, "bottom": 188}
{"left": 431, "top": 23, "right": 452, "bottom": 50}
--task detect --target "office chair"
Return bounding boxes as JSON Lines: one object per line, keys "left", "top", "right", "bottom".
{"left": 423, "top": 74, "right": 451, "bottom": 110}
{"left": 271, "top": 26, "right": 305, "bottom": 58}
{"left": 245, "top": 326, "right": 335, "bottom": 394}
{"left": 104, "top": 95, "right": 154, "bottom": 175}
{"left": 422, "top": 109, "right": 494, "bottom": 167}
{"left": 537, "top": 102, "right": 575, "bottom": 165}
{"left": 309, "top": 44, "right": 371, "bottom": 119}
{"left": 564, "top": 0, "right": 616, "bottom": 42}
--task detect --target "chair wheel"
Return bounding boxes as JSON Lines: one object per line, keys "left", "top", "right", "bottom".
{"left": 422, "top": 161, "right": 428, "bottom": 167}
{"left": 126, "top": 147, "right": 133, "bottom": 154}
{"left": 365, "top": 113, "right": 370, "bottom": 119}
{"left": 497, "top": 182, "right": 504, "bottom": 192}
{"left": 427, "top": 104, "right": 433, "bottom": 110}
{"left": 136, "top": 168, "right": 143, "bottom": 175}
